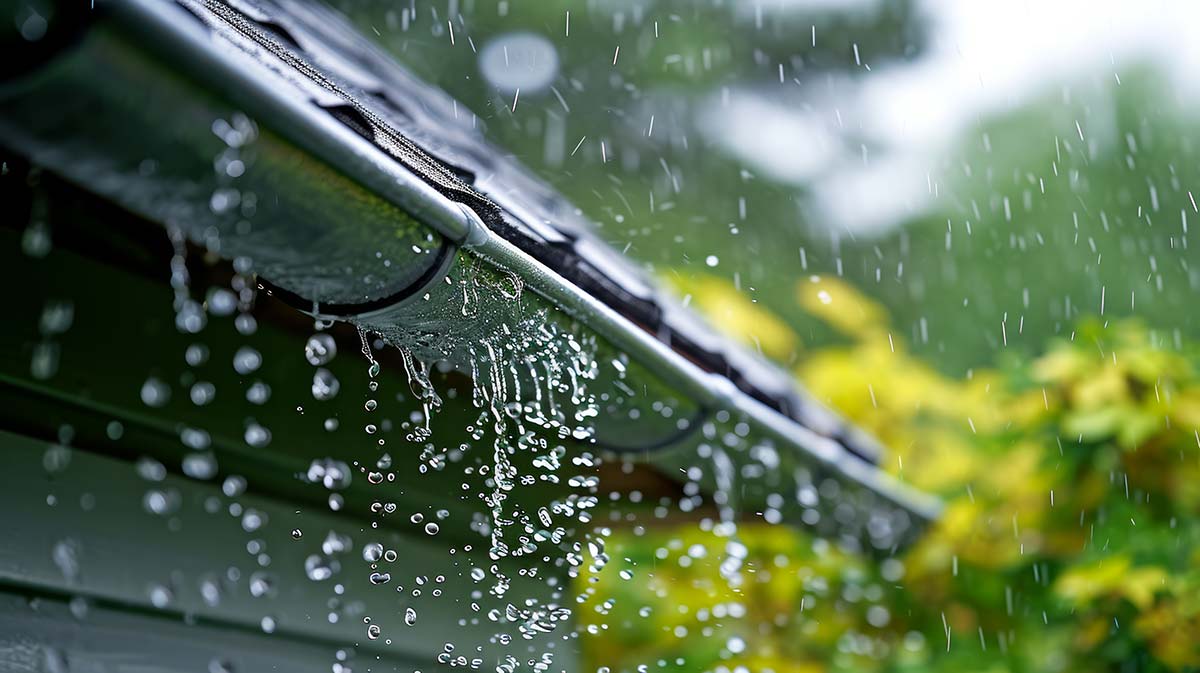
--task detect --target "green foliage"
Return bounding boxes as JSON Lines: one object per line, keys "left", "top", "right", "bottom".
{"left": 582, "top": 275, "right": 1200, "bottom": 672}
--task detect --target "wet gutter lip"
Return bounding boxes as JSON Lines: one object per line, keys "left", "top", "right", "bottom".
{"left": 115, "top": 0, "right": 942, "bottom": 523}
{"left": 112, "top": 0, "right": 478, "bottom": 248}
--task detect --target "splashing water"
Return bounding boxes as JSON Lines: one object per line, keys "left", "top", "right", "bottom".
{"left": 335, "top": 258, "right": 608, "bottom": 671}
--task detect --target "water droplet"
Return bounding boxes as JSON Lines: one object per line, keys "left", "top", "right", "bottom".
{"left": 180, "top": 426, "right": 211, "bottom": 450}
{"left": 39, "top": 300, "right": 73, "bottom": 336}
{"left": 52, "top": 539, "right": 80, "bottom": 582}
{"left": 190, "top": 381, "right": 216, "bottom": 405}
{"left": 307, "top": 458, "right": 351, "bottom": 489}
{"left": 304, "top": 554, "right": 338, "bottom": 581}
{"left": 42, "top": 447, "right": 70, "bottom": 479}
{"left": 311, "top": 368, "right": 340, "bottom": 400}
{"left": 200, "top": 577, "right": 223, "bottom": 607}
{"left": 175, "top": 300, "right": 207, "bottom": 334}
{"left": 69, "top": 596, "right": 89, "bottom": 620}
{"left": 362, "top": 542, "right": 384, "bottom": 562}
{"left": 241, "top": 509, "right": 266, "bottom": 532}
{"left": 222, "top": 475, "right": 247, "bottom": 497}
{"left": 246, "top": 380, "right": 271, "bottom": 404}
{"left": 234, "top": 314, "right": 257, "bottom": 335}
{"left": 233, "top": 347, "right": 262, "bottom": 375}
{"left": 182, "top": 452, "right": 218, "bottom": 480}
{"left": 143, "top": 489, "right": 178, "bottom": 515}
{"left": 244, "top": 423, "right": 271, "bottom": 448}
{"left": 148, "top": 583, "right": 174, "bottom": 608}
{"left": 206, "top": 288, "right": 238, "bottom": 316}
{"left": 136, "top": 457, "right": 165, "bottom": 481}
{"left": 23, "top": 218, "right": 51, "bottom": 257}
{"left": 185, "top": 343, "right": 209, "bottom": 366}
{"left": 140, "top": 377, "right": 170, "bottom": 408}
{"left": 248, "top": 571, "right": 275, "bottom": 598}
{"left": 305, "top": 333, "right": 337, "bottom": 366}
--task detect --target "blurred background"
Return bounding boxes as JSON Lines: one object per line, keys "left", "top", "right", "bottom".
{"left": 327, "top": 0, "right": 1200, "bottom": 671}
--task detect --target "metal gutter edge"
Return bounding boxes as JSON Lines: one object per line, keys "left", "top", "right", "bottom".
{"left": 114, "top": 0, "right": 941, "bottom": 523}
{"left": 114, "top": 0, "right": 478, "bottom": 247}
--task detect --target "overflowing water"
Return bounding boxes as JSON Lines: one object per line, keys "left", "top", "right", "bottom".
{"left": 97, "top": 216, "right": 920, "bottom": 673}
{"left": 342, "top": 265, "right": 610, "bottom": 666}
{"left": 148, "top": 212, "right": 625, "bottom": 669}
{"left": 1, "top": 179, "right": 924, "bottom": 673}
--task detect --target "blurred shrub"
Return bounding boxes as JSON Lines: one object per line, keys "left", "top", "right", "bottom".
{"left": 582, "top": 274, "right": 1200, "bottom": 673}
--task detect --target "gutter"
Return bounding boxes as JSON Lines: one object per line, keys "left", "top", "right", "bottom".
{"left": 0, "top": 0, "right": 941, "bottom": 546}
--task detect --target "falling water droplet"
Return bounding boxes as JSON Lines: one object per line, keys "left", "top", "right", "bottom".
{"left": 232, "top": 347, "right": 262, "bottom": 375}
{"left": 305, "top": 333, "right": 337, "bottom": 366}
{"left": 304, "top": 554, "right": 337, "bottom": 581}
{"left": 185, "top": 343, "right": 209, "bottom": 366}
{"left": 140, "top": 377, "right": 171, "bottom": 408}
{"left": 244, "top": 423, "right": 271, "bottom": 448}
{"left": 362, "top": 542, "right": 384, "bottom": 562}
{"left": 311, "top": 369, "right": 340, "bottom": 400}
